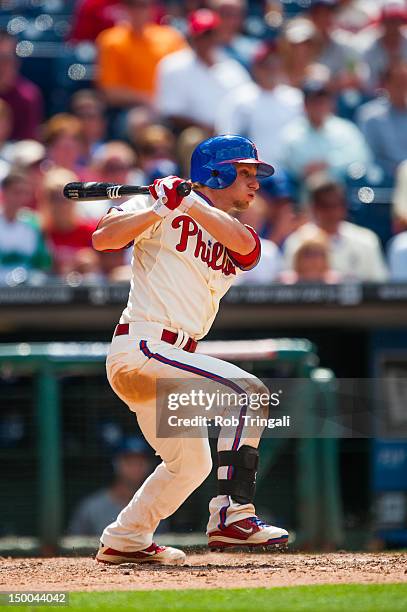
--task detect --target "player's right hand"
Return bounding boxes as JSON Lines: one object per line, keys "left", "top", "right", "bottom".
{"left": 149, "top": 176, "right": 186, "bottom": 213}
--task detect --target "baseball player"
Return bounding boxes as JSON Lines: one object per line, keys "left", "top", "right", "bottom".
{"left": 92, "top": 134, "right": 289, "bottom": 565}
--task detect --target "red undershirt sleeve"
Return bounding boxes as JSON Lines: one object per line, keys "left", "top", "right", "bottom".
{"left": 226, "top": 225, "right": 261, "bottom": 271}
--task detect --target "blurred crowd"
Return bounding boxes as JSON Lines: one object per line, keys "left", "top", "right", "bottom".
{"left": 1, "top": 0, "right": 407, "bottom": 286}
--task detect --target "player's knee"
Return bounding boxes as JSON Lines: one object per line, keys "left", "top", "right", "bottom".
{"left": 245, "top": 379, "right": 270, "bottom": 419}
{"left": 246, "top": 378, "right": 269, "bottom": 397}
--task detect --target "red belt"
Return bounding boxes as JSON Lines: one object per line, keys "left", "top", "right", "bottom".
{"left": 114, "top": 323, "right": 198, "bottom": 353}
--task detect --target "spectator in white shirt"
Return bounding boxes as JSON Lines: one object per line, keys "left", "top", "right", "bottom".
{"left": 155, "top": 9, "right": 250, "bottom": 134}
{"left": 280, "top": 75, "right": 372, "bottom": 183}
{"left": 283, "top": 173, "right": 388, "bottom": 281}
{"left": 215, "top": 42, "right": 304, "bottom": 165}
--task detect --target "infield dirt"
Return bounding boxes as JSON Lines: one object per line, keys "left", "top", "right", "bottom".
{"left": 1, "top": 552, "right": 406, "bottom": 591}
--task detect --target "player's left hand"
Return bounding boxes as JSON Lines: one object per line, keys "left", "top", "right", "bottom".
{"left": 149, "top": 176, "right": 192, "bottom": 217}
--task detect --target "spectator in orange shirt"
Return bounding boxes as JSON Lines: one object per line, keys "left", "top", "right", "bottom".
{"left": 96, "top": 0, "right": 186, "bottom": 109}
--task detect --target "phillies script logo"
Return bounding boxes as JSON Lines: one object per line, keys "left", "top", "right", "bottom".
{"left": 172, "top": 216, "right": 236, "bottom": 276}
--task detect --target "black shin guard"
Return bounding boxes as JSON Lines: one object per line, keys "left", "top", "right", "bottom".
{"left": 217, "top": 445, "right": 259, "bottom": 504}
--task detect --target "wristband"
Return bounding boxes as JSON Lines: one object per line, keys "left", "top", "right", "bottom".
{"left": 151, "top": 196, "right": 171, "bottom": 218}
{"left": 151, "top": 195, "right": 194, "bottom": 218}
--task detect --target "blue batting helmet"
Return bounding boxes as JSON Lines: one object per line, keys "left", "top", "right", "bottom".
{"left": 190, "top": 134, "right": 275, "bottom": 189}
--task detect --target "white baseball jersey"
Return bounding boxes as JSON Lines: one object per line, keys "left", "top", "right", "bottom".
{"left": 112, "top": 190, "right": 261, "bottom": 340}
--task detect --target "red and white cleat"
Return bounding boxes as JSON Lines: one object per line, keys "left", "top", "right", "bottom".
{"left": 96, "top": 542, "right": 186, "bottom": 565}
{"left": 208, "top": 517, "right": 289, "bottom": 550}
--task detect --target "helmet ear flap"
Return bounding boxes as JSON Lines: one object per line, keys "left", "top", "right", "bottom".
{"left": 207, "top": 162, "right": 236, "bottom": 189}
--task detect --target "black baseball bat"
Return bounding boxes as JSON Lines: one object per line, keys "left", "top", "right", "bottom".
{"left": 63, "top": 181, "right": 192, "bottom": 201}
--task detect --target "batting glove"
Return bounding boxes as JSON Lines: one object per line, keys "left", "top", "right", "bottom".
{"left": 149, "top": 176, "right": 192, "bottom": 218}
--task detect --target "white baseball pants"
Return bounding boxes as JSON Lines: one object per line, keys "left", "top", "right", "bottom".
{"left": 101, "top": 322, "right": 267, "bottom": 551}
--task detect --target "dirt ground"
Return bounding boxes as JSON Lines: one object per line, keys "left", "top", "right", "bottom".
{"left": 1, "top": 552, "right": 406, "bottom": 591}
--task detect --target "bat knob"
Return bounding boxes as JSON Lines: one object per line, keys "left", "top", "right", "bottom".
{"left": 176, "top": 181, "right": 192, "bottom": 197}
{"left": 63, "top": 182, "right": 82, "bottom": 199}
